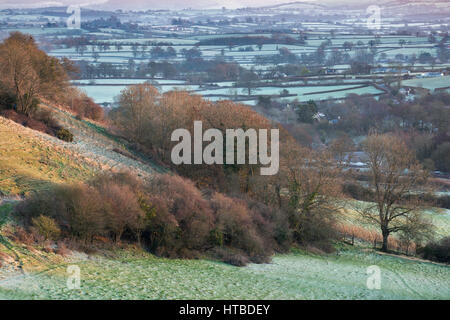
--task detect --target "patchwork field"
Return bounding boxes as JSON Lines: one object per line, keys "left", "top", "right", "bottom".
{"left": 403, "top": 75, "right": 450, "bottom": 91}
{"left": 76, "top": 82, "right": 384, "bottom": 105}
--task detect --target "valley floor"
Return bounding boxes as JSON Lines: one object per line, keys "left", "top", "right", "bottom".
{"left": 0, "top": 247, "right": 448, "bottom": 300}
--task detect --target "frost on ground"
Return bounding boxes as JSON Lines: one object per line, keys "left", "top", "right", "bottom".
{"left": 0, "top": 248, "right": 448, "bottom": 300}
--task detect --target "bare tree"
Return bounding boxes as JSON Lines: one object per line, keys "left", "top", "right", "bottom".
{"left": 0, "top": 32, "right": 69, "bottom": 115}
{"left": 0, "top": 35, "right": 39, "bottom": 115}
{"left": 112, "top": 84, "right": 159, "bottom": 143}
{"left": 284, "top": 146, "right": 344, "bottom": 245}
{"left": 356, "top": 132, "right": 433, "bottom": 252}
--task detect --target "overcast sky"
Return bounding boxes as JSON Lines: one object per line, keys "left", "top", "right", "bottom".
{"left": 0, "top": 0, "right": 304, "bottom": 10}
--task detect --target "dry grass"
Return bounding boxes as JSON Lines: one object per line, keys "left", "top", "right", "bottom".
{"left": 0, "top": 116, "right": 97, "bottom": 195}
{"left": 0, "top": 98, "right": 163, "bottom": 195}
{"left": 336, "top": 223, "right": 415, "bottom": 253}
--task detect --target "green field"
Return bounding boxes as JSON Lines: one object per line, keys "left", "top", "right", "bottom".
{"left": 403, "top": 75, "right": 450, "bottom": 91}
{"left": 0, "top": 247, "right": 448, "bottom": 300}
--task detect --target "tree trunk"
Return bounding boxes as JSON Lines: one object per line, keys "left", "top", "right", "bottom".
{"left": 381, "top": 229, "right": 389, "bottom": 252}
{"left": 275, "top": 185, "right": 282, "bottom": 208}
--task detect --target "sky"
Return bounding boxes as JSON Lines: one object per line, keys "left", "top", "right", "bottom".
{"left": 0, "top": 0, "right": 300, "bottom": 10}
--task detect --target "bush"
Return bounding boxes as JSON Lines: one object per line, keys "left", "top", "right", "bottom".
{"left": 343, "top": 182, "right": 373, "bottom": 202}
{"left": 15, "top": 172, "right": 288, "bottom": 265}
{"left": 246, "top": 199, "right": 291, "bottom": 252}
{"left": 55, "top": 241, "right": 71, "bottom": 256}
{"left": 0, "top": 108, "right": 62, "bottom": 136}
{"left": 289, "top": 207, "right": 338, "bottom": 253}
{"left": 17, "top": 183, "right": 106, "bottom": 242}
{"left": 34, "top": 108, "right": 59, "bottom": 129}
{"left": 0, "top": 91, "right": 16, "bottom": 110}
{"left": 12, "top": 226, "right": 37, "bottom": 245}
{"left": 74, "top": 98, "right": 104, "bottom": 121}
{"left": 56, "top": 128, "right": 74, "bottom": 142}
{"left": 418, "top": 237, "right": 450, "bottom": 263}
{"left": 64, "top": 89, "right": 104, "bottom": 121}
{"left": 210, "top": 193, "right": 269, "bottom": 262}
{"left": 142, "top": 174, "right": 214, "bottom": 257}
{"left": 31, "top": 215, "right": 61, "bottom": 240}
{"left": 92, "top": 177, "right": 144, "bottom": 243}
{"left": 208, "top": 247, "right": 250, "bottom": 267}
{"left": 17, "top": 173, "right": 145, "bottom": 244}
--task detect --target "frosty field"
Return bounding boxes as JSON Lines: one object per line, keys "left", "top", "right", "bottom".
{"left": 0, "top": 247, "right": 448, "bottom": 300}
{"left": 402, "top": 75, "right": 450, "bottom": 91}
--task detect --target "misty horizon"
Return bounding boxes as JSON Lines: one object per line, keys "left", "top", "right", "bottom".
{"left": 0, "top": 0, "right": 427, "bottom": 11}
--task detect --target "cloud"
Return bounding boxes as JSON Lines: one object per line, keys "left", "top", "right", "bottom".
{"left": 93, "top": 0, "right": 291, "bottom": 10}
{"left": 0, "top": 0, "right": 108, "bottom": 9}
{"left": 0, "top": 0, "right": 293, "bottom": 10}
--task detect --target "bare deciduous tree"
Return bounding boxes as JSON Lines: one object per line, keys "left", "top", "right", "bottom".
{"left": 112, "top": 84, "right": 160, "bottom": 143}
{"left": 0, "top": 35, "right": 39, "bottom": 115}
{"left": 0, "top": 32, "right": 70, "bottom": 115}
{"left": 356, "top": 133, "right": 434, "bottom": 252}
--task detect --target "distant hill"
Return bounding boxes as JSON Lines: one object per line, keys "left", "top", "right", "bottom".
{"left": 259, "top": 0, "right": 449, "bottom": 10}
{"left": 257, "top": 1, "right": 326, "bottom": 10}
{"left": 1, "top": 0, "right": 448, "bottom": 14}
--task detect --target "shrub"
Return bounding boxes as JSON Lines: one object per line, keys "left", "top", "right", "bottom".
{"left": 246, "top": 199, "right": 290, "bottom": 252}
{"left": 343, "top": 182, "right": 373, "bottom": 202}
{"left": 208, "top": 247, "right": 250, "bottom": 267}
{"left": 17, "top": 183, "right": 106, "bottom": 242}
{"left": 210, "top": 193, "right": 269, "bottom": 262}
{"left": 55, "top": 241, "right": 71, "bottom": 256}
{"left": 56, "top": 128, "right": 74, "bottom": 142}
{"left": 15, "top": 172, "right": 286, "bottom": 265}
{"left": 12, "top": 226, "right": 37, "bottom": 245}
{"left": 64, "top": 90, "right": 104, "bottom": 121}
{"left": 0, "top": 91, "right": 16, "bottom": 110}
{"left": 418, "top": 237, "right": 450, "bottom": 263}
{"left": 17, "top": 173, "right": 145, "bottom": 244}
{"left": 34, "top": 108, "right": 59, "bottom": 129}
{"left": 31, "top": 215, "right": 61, "bottom": 240}
{"left": 96, "top": 183, "right": 143, "bottom": 243}
{"left": 143, "top": 174, "right": 214, "bottom": 257}
{"left": 25, "top": 117, "right": 51, "bottom": 134}
{"left": 289, "top": 208, "right": 338, "bottom": 253}
{"left": 0, "top": 108, "right": 63, "bottom": 136}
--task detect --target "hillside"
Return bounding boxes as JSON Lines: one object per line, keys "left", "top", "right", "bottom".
{"left": 0, "top": 102, "right": 449, "bottom": 300}
{"left": 0, "top": 102, "right": 162, "bottom": 197}
{"left": 0, "top": 244, "right": 449, "bottom": 299}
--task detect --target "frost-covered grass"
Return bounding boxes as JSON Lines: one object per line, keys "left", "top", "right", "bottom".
{"left": 198, "top": 85, "right": 360, "bottom": 96}
{"left": 402, "top": 75, "right": 450, "bottom": 91}
{"left": 77, "top": 84, "right": 200, "bottom": 103}
{"left": 73, "top": 79, "right": 186, "bottom": 85}
{"left": 76, "top": 83, "right": 382, "bottom": 104}
{"left": 0, "top": 247, "right": 448, "bottom": 300}
{"left": 423, "top": 208, "right": 450, "bottom": 237}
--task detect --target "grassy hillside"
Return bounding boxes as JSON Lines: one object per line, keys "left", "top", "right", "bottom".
{"left": 0, "top": 116, "right": 96, "bottom": 195}
{"left": 0, "top": 103, "right": 161, "bottom": 196}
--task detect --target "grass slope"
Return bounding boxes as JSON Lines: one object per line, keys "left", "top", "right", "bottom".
{"left": 0, "top": 103, "right": 162, "bottom": 196}
{"left": 0, "top": 246, "right": 448, "bottom": 300}
{"left": 0, "top": 116, "right": 96, "bottom": 195}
